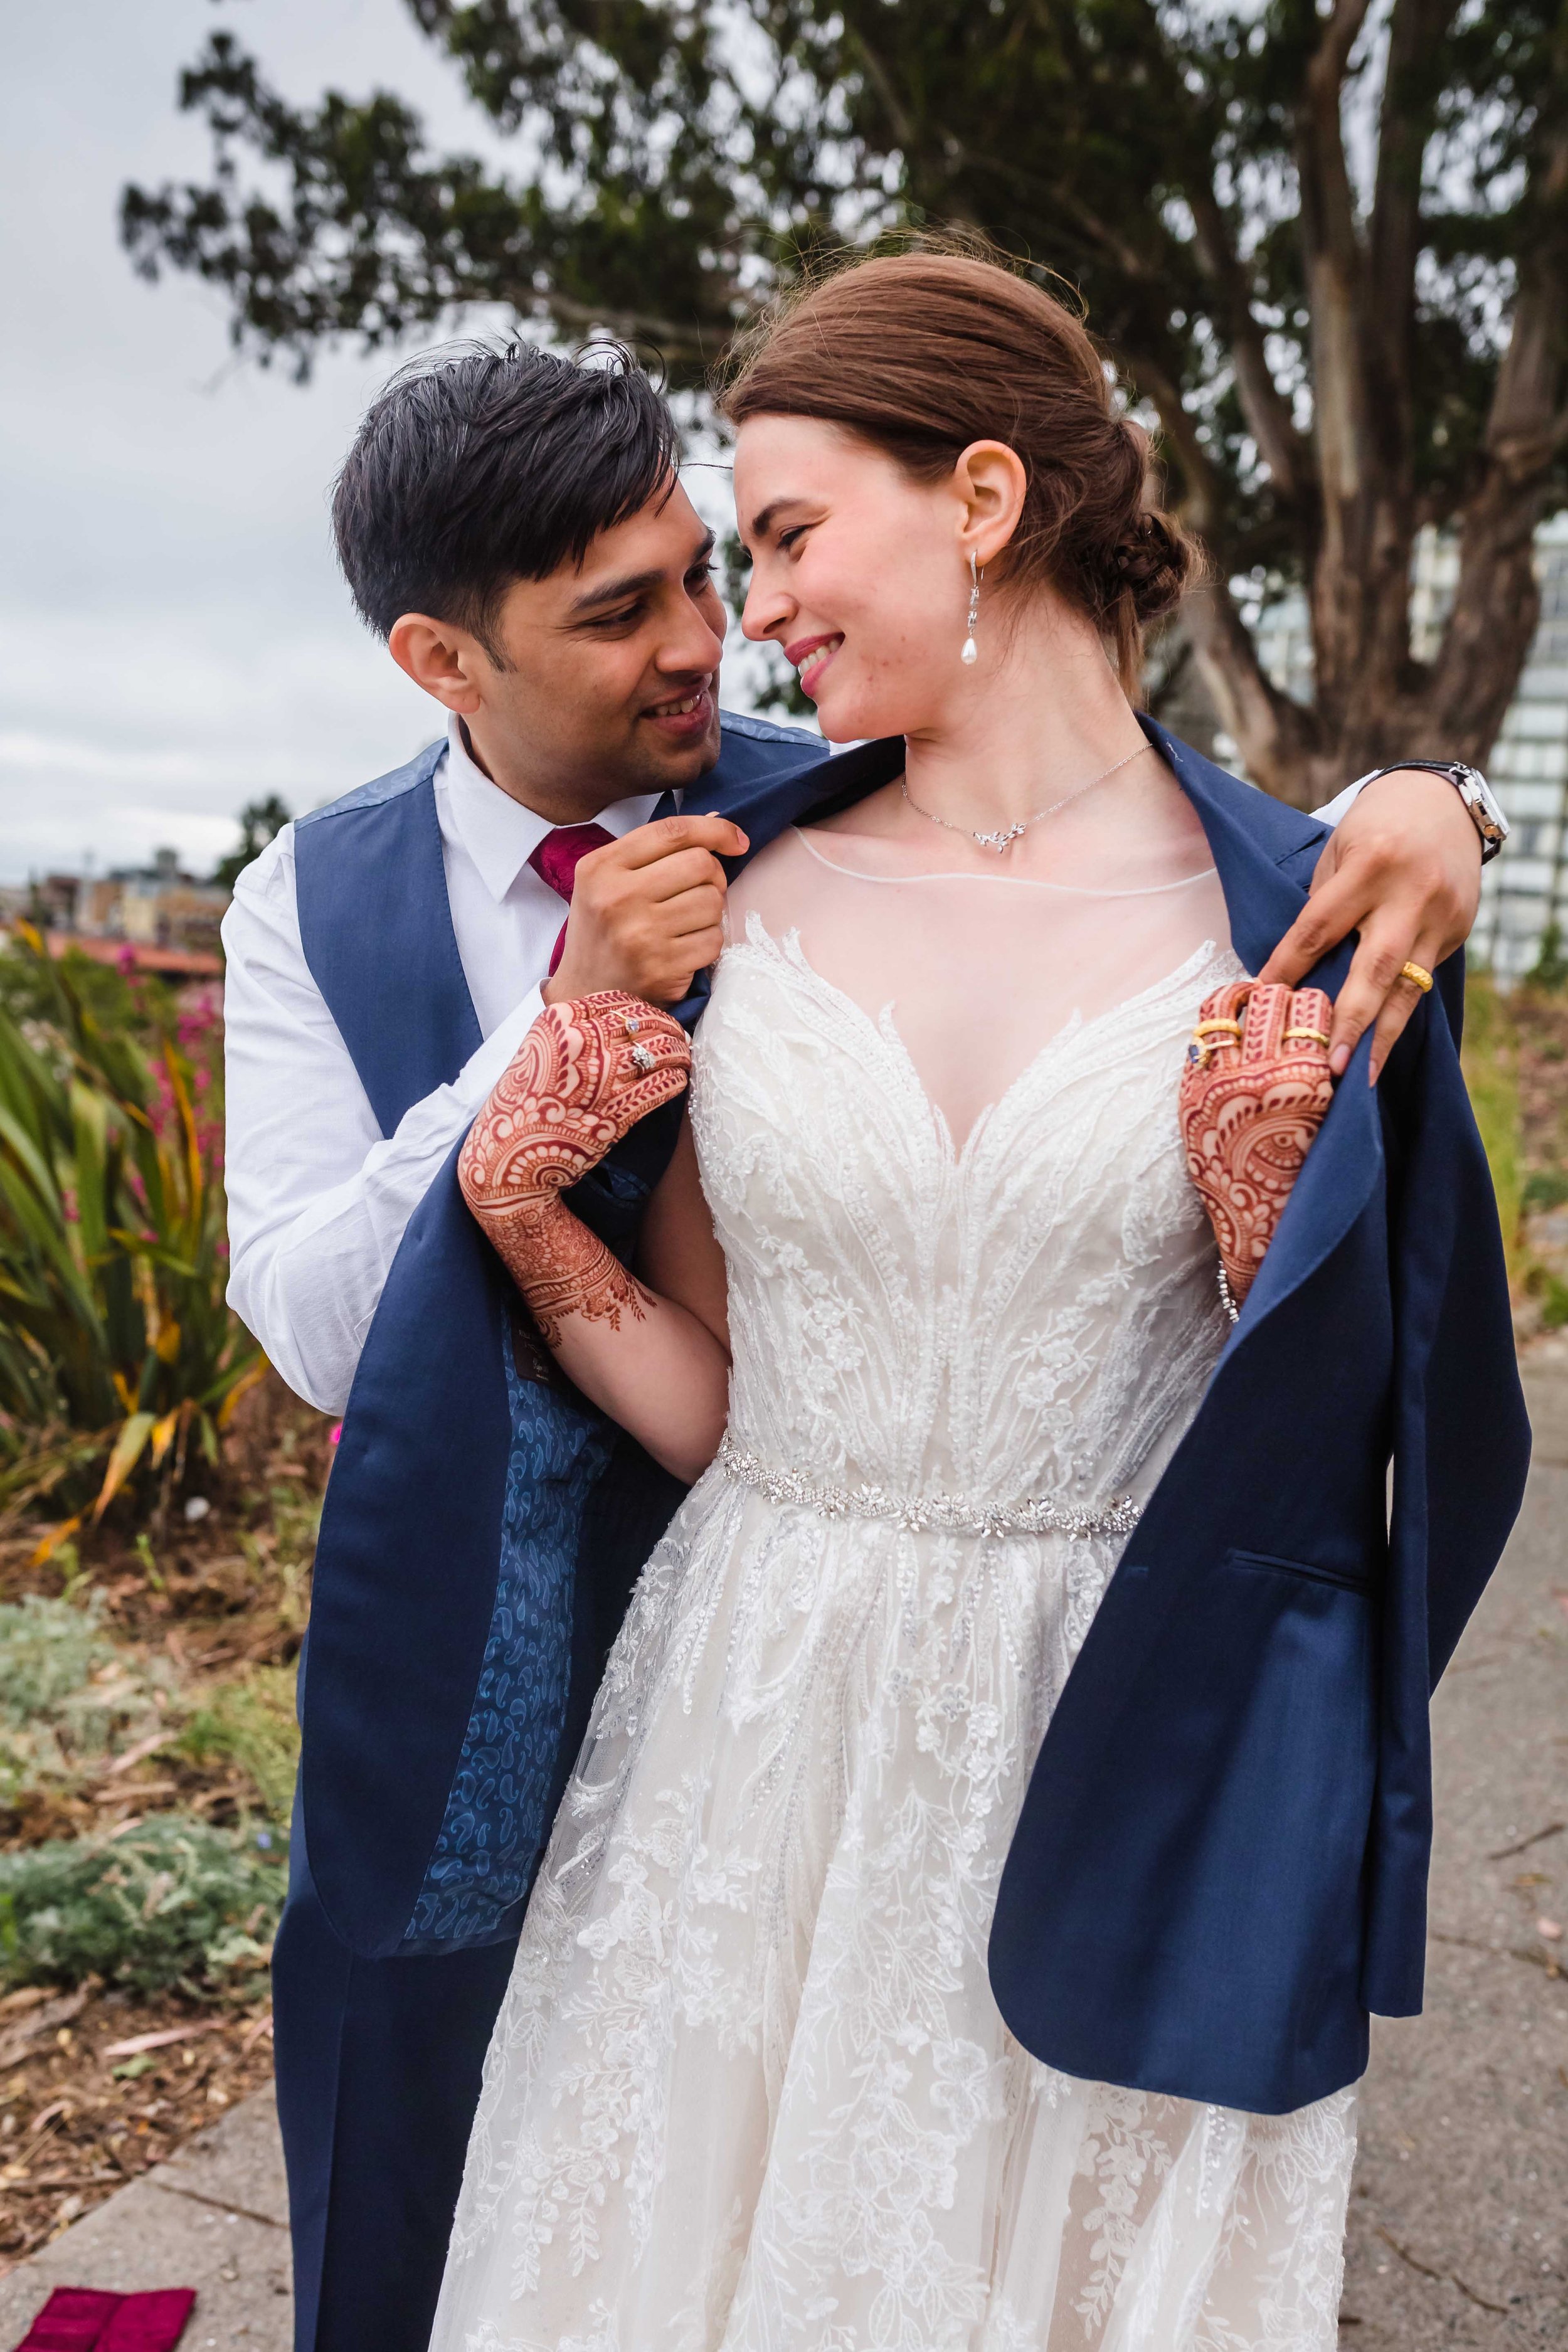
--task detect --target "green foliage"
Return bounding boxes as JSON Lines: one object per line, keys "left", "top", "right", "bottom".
{"left": 0, "top": 927, "right": 262, "bottom": 1518}
{"left": 0, "top": 948, "right": 177, "bottom": 1047}
{"left": 1522, "top": 1167, "right": 1568, "bottom": 1212}
{"left": 212, "top": 795, "right": 292, "bottom": 893}
{"left": 176, "top": 1666, "right": 299, "bottom": 1825}
{"left": 0, "top": 1595, "right": 115, "bottom": 1729}
{"left": 121, "top": 1, "right": 1568, "bottom": 588}
{"left": 1534, "top": 1269, "right": 1568, "bottom": 1328}
{"left": 1528, "top": 922, "right": 1568, "bottom": 993}
{"left": 0, "top": 1595, "right": 176, "bottom": 1810}
{"left": 0, "top": 1814, "right": 285, "bottom": 1994}
{"left": 1461, "top": 971, "right": 1524, "bottom": 1285}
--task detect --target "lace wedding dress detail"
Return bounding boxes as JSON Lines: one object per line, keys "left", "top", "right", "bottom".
{"left": 432, "top": 832, "right": 1356, "bottom": 2352}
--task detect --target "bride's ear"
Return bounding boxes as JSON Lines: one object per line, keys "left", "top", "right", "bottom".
{"left": 953, "top": 441, "right": 1028, "bottom": 571}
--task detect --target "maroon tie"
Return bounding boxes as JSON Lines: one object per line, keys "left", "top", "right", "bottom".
{"left": 529, "top": 823, "right": 614, "bottom": 978}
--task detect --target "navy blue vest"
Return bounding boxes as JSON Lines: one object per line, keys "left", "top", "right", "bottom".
{"left": 292, "top": 715, "right": 835, "bottom": 1957}
{"left": 294, "top": 714, "right": 1528, "bottom": 2112}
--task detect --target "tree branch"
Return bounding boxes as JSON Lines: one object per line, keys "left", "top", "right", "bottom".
{"left": 1181, "top": 580, "right": 1325, "bottom": 806}
{"left": 1184, "top": 183, "right": 1310, "bottom": 509}
{"left": 1131, "top": 351, "right": 1227, "bottom": 536}
{"left": 1298, "top": 0, "right": 1377, "bottom": 513}
{"left": 1134, "top": 345, "right": 1322, "bottom": 797}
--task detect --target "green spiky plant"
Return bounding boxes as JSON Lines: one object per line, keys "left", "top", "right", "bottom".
{"left": 0, "top": 926, "right": 263, "bottom": 1534}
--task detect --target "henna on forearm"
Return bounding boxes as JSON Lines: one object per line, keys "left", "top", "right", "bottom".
{"left": 472, "top": 1192, "right": 654, "bottom": 1349}
{"left": 458, "top": 990, "right": 690, "bottom": 1347}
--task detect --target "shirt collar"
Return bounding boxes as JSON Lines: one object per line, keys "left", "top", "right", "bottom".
{"left": 438, "top": 713, "right": 672, "bottom": 904}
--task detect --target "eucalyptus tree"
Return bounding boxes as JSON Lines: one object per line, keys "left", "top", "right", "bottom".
{"left": 124, "top": 2, "right": 1568, "bottom": 803}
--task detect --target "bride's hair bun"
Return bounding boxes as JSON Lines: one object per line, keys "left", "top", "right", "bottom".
{"left": 721, "top": 242, "right": 1203, "bottom": 692}
{"left": 1099, "top": 497, "right": 1194, "bottom": 628}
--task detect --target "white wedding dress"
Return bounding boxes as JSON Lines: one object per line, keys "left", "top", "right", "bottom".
{"left": 431, "top": 824, "right": 1357, "bottom": 2352}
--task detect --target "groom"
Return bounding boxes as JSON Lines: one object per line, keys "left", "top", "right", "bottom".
{"left": 221, "top": 337, "right": 1494, "bottom": 2352}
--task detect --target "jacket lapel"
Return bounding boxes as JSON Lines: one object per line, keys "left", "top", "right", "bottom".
{"left": 1140, "top": 720, "right": 1386, "bottom": 1353}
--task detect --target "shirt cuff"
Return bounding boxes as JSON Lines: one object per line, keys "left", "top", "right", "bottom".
{"left": 1310, "top": 776, "right": 1371, "bottom": 829}
{"left": 455, "top": 986, "right": 546, "bottom": 1105}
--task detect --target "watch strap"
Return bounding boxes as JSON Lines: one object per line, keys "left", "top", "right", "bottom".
{"left": 1353, "top": 762, "right": 1508, "bottom": 864}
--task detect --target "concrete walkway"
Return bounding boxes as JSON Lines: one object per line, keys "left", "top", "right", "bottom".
{"left": 1338, "top": 1359, "right": 1568, "bottom": 2346}
{"left": 3, "top": 1367, "right": 1565, "bottom": 2349}
{"left": 0, "top": 2091, "right": 290, "bottom": 2348}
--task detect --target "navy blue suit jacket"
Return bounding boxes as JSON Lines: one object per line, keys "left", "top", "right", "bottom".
{"left": 292, "top": 712, "right": 1528, "bottom": 2115}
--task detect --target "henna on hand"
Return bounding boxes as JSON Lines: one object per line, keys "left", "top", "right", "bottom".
{"left": 1177, "top": 979, "right": 1334, "bottom": 1309}
{"left": 459, "top": 990, "right": 691, "bottom": 1346}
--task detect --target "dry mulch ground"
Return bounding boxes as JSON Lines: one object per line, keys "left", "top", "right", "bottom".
{"left": 0, "top": 1981, "right": 277, "bottom": 2265}
{"left": 0, "top": 1377, "right": 330, "bottom": 2271}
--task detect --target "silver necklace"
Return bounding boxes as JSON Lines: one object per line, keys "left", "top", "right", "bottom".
{"left": 900, "top": 743, "right": 1149, "bottom": 855}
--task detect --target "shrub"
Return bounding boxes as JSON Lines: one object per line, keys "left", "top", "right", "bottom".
{"left": 0, "top": 1814, "right": 285, "bottom": 1995}
{"left": 0, "top": 927, "right": 262, "bottom": 1525}
{"left": 0, "top": 1594, "right": 114, "bottom": 1727}
{"left": 0, "top": 1594, "right": 173, "bottom": 1809}
{"left": 177, "top": 1667, "right": 299, "bottom": 1825}
{"left": 1523, "top": 1167, "right": 1568, "bottom": 1213}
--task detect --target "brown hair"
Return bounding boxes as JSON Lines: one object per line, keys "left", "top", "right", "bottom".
{"left": 719, "top": 248, "right": 1197, "bottom": 693}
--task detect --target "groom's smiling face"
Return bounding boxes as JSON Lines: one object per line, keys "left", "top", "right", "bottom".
{"left": 391, "top": 479, "right": 729, "bottom": 822}
{"left": 501, "top": 478, "right": 726, "bottom": 784}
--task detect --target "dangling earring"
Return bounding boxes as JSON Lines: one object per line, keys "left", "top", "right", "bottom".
{"left": 961, "top": 552, "right": 982, "bottom": 666}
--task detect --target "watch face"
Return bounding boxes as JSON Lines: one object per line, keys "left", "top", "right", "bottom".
{"left": 1462, "top": 773, "right": 1508, "bottom": 850}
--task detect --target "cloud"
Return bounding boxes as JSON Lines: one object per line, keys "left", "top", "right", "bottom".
{"left": 0, "top": 2, "right": 519, "bottom": 881}
{"left": 1, "top": 1, "right": 793, "bottom": 886}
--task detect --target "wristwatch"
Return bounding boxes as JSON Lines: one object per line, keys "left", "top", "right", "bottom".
{"left": 1355, "top": 761, "right": 1510, "bottom": 863}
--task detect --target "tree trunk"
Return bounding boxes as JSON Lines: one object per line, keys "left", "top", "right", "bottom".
{"left": 1165, "top": 3, "right": 1568, "bottom": 806}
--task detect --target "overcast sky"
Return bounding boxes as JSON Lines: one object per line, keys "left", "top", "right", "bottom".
{"left": 0, "top": 1, "right": 765, "bottom": 886}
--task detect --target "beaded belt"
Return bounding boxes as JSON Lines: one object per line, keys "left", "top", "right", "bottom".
{"left": 716, "top": 1434, "right": 1140, "bottom": 1540}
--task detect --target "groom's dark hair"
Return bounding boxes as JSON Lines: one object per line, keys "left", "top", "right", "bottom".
{"left": 332, "top": 337, "right": 681, "bottom": 656}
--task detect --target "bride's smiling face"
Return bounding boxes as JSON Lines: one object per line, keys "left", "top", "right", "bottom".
{"left": 734, "top": 413, "right": 1009, "bottom": 742}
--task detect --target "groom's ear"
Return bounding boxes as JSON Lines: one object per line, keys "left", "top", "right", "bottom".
{"left": 388, "top": 612, "right": 493, "bottom": 714}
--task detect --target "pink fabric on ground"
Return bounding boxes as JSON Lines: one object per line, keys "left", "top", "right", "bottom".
{"left": 12, "top": 2289, "right": 120, "bottom": 2351}
{"left": 11, "top": 2290, "right": 195, "bottom": 2352}
{"left": 95, "top": 2292, "right": 196, "bottom": 2352}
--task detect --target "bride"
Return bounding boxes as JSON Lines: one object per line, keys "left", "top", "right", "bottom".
{"left": 428, "top": 253, "right": 1522, "bottom": 2349}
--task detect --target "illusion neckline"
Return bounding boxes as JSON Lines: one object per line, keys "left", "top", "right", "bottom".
{"left": 728, "top": 912, "right": 1240, "bottom": 1166}
{"left": 790, "top": 825, "right": 1220, "bottom": 898}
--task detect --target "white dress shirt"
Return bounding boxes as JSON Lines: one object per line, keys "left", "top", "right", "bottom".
{"left": 224, "top": 719, "right": 1367, "bottom": 1416}
{"left": 223, "top": 714, "right": 666, "bottom": 1412}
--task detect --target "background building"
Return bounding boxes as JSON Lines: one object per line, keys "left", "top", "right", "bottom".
{"left": 2, "top": 847, "right": 227, "bottom": 981}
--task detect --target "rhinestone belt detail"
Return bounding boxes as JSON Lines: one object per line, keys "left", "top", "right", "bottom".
{"left": 716, "top": 1435, "right": 1140, "bottom": 1540}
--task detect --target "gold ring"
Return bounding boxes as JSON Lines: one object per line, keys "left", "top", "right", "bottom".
{"left": 1192, "top": 1019, "right": 1244, "bottom": 1041}
{"left": 1399, "top": 960, "right": 1433, "bottom": 995}
{"left": 1283, "top": 1027, "right": 1332, "bottom": 1047}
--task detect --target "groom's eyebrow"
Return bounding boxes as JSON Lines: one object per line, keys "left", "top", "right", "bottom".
{"left": 564, "top": 529, "right": 716, "bottom": 618}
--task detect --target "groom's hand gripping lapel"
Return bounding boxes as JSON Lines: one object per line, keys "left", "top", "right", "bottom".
{"left": 459, "top": 991, "right": 691, "bottom": 1343}
{"left": 543, "top": 813, "right": 749, "bottom": 1008}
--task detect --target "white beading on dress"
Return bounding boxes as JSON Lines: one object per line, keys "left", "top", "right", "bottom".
{"left": 431, "top": 834, "right": 1357, "bottom": 2352}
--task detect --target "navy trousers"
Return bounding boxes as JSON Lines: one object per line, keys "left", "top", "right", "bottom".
{"left": 272, "top": 1846, "right": 518, "bottom": 2352}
